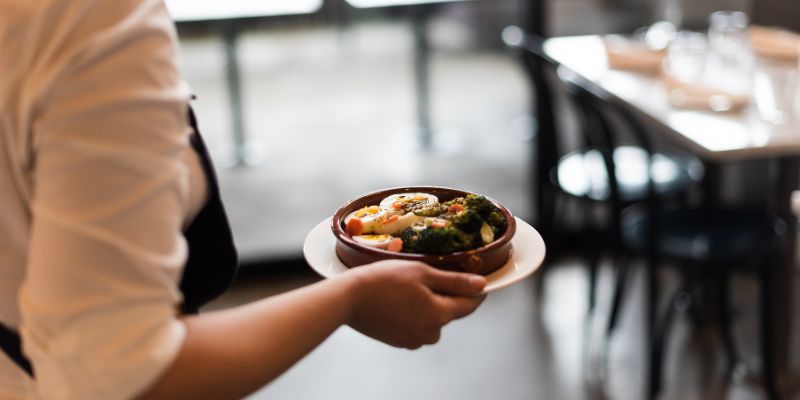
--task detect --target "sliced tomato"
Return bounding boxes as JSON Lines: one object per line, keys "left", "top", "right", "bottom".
{"left": 448, "top": 204, "right": 465, "bottom": 213}
{"left": 387, "top": 238, "right": 403, "bottom": 252}
{"left": 346, "top": 217, "right": 365, "bottom": 236}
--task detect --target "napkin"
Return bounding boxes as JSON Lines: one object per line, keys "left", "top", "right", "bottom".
{"left": 603, "top": 35, "right": 666, "bottom": 74}
{"left": 749, "top": 25, "right": 800, "bottom": 62}
{"left": 661, "top": 71, "right": 750, "bottom": 112}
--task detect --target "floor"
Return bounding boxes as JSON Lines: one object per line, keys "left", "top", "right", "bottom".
{"left": 206, "top": 258, "right": 799, "bottom": 400}
{"left": 175, "top": 3, "right": 799, "bottom": 399}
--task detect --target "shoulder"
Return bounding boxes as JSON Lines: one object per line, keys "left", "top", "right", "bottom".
{"left": 10, "top": 0, "right": 184, "bottom": 108}
{"left": 0, "top": 0, "right": 43, "bottom": 19}
{"left": 0, "top": 0, "right": 176, "bottom": 46}
{"left": 0, "top": 0, "right": 177, "bottom": 71}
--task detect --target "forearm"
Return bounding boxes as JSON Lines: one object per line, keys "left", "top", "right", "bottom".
{"left": 136, "top": 260, "right": 486, "bottom": 400}
{"left": 138, "top": 275, "right": 358, "bottom": 400}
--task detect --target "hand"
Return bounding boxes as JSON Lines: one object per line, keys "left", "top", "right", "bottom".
{"left": 342, "top": 260, "right": 486, "bottom": 349}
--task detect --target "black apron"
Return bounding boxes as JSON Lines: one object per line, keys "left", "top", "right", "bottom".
{"left": 0, "top": 105, "right": 239, "bottom": 377}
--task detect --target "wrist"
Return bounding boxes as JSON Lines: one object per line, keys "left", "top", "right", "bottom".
{"left": 334, "top": 269, "right": 369, "bottom": 326}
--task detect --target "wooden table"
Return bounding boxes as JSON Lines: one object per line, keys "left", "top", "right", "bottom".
{"left": 165, "top": 0, "right": 324, "bottom": 166}
{"left": 545, "top": 35, "right": 800, "bottom": 395}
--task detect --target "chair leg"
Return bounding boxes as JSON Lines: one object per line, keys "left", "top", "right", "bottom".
{"left": 599, "top": 253, "right": 629, "bottom": 375}
{"left": 534, "top": 186, "right": 564, "bottom": 303}
{"left": 648, "top": 294, "right": 674, "bottom": 399}
{"left": 648, "top": 287, "right": 688, "bottom": 399}
{"left": 682, "top": 263, "right": 708, "bottom": 328}
{"left": 605, "top": 254, "right": 630, "bottom": 339}
{"left": 587, "top": 249, "right": 600, "bottom": 318}
{"left": 535, "top": 257, "right": 548, "bottom": 302}
{"left": 715, "top": 267, "right": 739, "bottom": 373}
{"left": 645, "top": 249, "right": 661, "bottom": 399}
{"left": 759, "top": 262, "right": 780, "bottom": 400}
{"left": 573, "top": 197, "right": 600, "bottom": 319}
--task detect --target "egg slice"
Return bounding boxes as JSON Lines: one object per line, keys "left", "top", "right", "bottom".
{"left": 352, "top": 234, "right": 394, "bottom": 249}
{"left": 379, "top": 193, "right": 438, "bottom": 213}
{"left": 344, "top": 206, "right": 395, "bottom": 234}
{"left": 424, "top": 217, "right": 450, "bottom": 229}
{"left": 372, "top": 212, "right": 424, "bottom": 235}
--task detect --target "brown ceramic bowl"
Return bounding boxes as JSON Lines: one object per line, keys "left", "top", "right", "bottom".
{"left": 331, "top": 186, "right": 516, "bottom": 275}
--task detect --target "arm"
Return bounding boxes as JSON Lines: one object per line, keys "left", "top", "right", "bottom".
{"left": 20, "top": 2, "right": 484, "bottom": 399}
{"left": 138, "top": 261, "right": 486, "bottom": 400}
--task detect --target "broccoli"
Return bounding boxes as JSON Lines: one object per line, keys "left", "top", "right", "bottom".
{"left": 409, "top": 228, "right": 452, "bottom": 254}
{"left": 406, "top": 227, "right": 479, "bottom": 254}
{"left": 464, "top": 194, "right": 495, "bottom": 217}
{"left": 442, "top": 197, "right": 465, "bottom": 208}
{"left": 487, "top": 210, "right": 508, "bottom": 236}
{"left": 452, "top": 209, "right": 482, "bottom": 233}
{"left": 413, "top": 204, "right": 446, "bottom": 217}
{"left": 400, "top": 228, "right": 421, "bottom": 253}
{"left": 400, "top": 195, "right": 505, "bottom": 254}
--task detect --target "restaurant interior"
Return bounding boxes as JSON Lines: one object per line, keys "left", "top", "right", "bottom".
{"left": 168, "top": 0, "right": 800, "bottom": 398}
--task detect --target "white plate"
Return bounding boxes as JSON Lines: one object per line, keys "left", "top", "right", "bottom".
{"left": 302, "top": 216, "right": 546, "bottom": 293}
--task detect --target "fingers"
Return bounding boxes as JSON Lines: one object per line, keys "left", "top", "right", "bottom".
{"left": 400, "top": 329, "right": 442, "bottom": 349}
{"left": 424, "top": 268, "right": 487, "bottom": 296}
{"left": 398, "top": 297, "right": 481, "bottom": 349}
{"left": 347, "top": 261, "right": 486, "bottom": 350}
{"left": 435, "top": 294, "right": 486, "bottom": 321}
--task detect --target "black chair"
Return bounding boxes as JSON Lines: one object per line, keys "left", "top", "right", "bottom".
{"left": 508, "top": 30, "right": 786, "bottom": 399}
{"left": 558, "top": 67, "right": 787, "bottom": 400}
{"left": 503, "top": 28, "right": 703, "bottom": 315}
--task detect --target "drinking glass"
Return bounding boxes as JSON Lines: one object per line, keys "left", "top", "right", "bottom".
{"left": 657, "top": 0, "right": 683, "bottom": 29}
{"left": 665, "top": 31, "right": 708, "bottom": 84}
{"left": 708, "top": 11, "right": 750, "bottom": 60}
{"left": 707, "top": 11, "right": 753, "bottom": 96}
{"left": 753, "top": 58, "right": 798, "bottom": 124}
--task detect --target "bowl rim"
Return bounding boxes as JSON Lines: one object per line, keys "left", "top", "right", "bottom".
{"left": 331, "top": 186, "right": 517, "bottom": 261}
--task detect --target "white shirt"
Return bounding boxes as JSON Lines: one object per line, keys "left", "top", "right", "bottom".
{"left": 0, "top": 0, "right": 206, "bottom": 398}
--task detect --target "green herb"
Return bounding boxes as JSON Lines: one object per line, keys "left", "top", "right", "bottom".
{"left": 400, "top": 195, "right": 506, "bottom": 254}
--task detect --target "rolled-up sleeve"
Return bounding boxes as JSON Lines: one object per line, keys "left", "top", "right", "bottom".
{"left": 18, "top": 1, "right": 193, "bottom": 399}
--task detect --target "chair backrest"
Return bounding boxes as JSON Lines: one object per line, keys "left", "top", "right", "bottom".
{"left": 502, "top": 28, "right": 560, "bottom": 236}
{"left": 557, "top": 65, "right": 663, "bottom": 246}
{"left": 557, "top": 68, "right": 659, "bottom": 203}
{"left": 507, "top": 30, "right": 665, "bottom": 237}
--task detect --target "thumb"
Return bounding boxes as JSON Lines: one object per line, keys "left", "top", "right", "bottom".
{"left": 424, "top": 269, "right": 487, "bottom": 296}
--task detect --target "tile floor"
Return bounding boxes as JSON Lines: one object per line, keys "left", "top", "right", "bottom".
{"left": 206, "top": 257, "right": 798, "bottom": 400}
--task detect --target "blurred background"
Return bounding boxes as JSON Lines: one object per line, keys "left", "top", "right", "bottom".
{"left": 173, "top": 0, "right": 799, "bottom": 263}
{"left": 167, "top": 0, "right": 800, "bottom": 399}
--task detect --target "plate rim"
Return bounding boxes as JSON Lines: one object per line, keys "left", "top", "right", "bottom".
{"left": 303, "top": 216, "right": 545, "bottom": 293}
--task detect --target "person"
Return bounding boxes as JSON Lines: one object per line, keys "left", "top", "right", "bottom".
{"left": 0, "top": 0, "right": 487, "bottom": 399}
